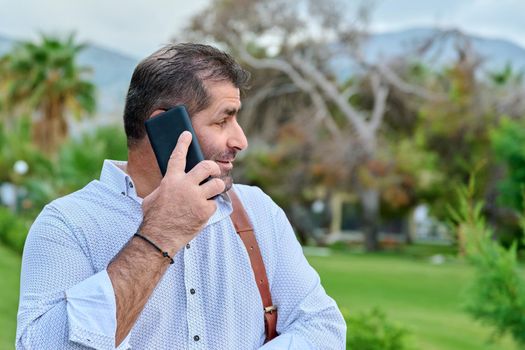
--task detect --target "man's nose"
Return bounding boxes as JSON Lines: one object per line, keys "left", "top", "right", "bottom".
{"left": 228, "top": 120, "right": 248, "bottom": 151}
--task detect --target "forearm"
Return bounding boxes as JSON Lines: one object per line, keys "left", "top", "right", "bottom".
{"left": 107, "top": 233, "right": 176, "bottom": 346}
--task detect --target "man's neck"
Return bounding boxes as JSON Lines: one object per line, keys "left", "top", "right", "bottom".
{"left": 126, "top": 141, "right": 162, "bottom": 199}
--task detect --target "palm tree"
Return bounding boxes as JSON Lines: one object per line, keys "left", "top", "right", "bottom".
{"left": 0, "top": 33, "right": 96, "bottom": 153}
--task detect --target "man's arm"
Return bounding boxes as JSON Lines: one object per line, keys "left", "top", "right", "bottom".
{"left": 260, "top": 205, "right": 347, "bottom": 350}
{"left": 106, "top": 234, "right": 172, "bottom": 345}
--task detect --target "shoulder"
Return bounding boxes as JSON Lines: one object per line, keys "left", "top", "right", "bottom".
{"left": 49, "top": 180, "right": 116, "bottom": 212}
{"left": 232, "top": 183, "right": 266, "bottom": 199}
{"left": 232, "top": 184, "right": 279, "bottom": 213}
{"left": 27, "top": 179, "right": 132, "bottom": 257}
{"left": 25, "top": 182, "right": 102, "bottom": 251}
{"left": 231, "top": 184, "right": 290, "bottom": 233}
{"left": 42, "top": 180, "right": 120, "bottom": 229}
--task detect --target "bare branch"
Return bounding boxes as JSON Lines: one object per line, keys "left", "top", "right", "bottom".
{"left": 230, "top": 36, "right": 342, "bottom": 138}
{"left": 309, "top": 88, "right": 343, "bottom": 139}
{"left": 242, "top": 83, "right": 298, "bottom": 130}
{"left": 341, "top": 85, "right": 358, "bottom": 101}
{"left": 351, "top": 49, "right": 444, "bottom": 101}
{"left": 291, "top": 53, "right": 372, "bottom": 140}
{"left": 236, "top": 45, "right": 313, "bottom": 92}
{"left": 369, "top": 72, "right": 389, "bottom": 133}
{"left": 377, "top": 63, "right": 442, "bottom": 100}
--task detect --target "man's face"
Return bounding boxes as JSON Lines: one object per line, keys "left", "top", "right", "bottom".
{"left": 191, "top": 81, "right": 248, "bottom": 192}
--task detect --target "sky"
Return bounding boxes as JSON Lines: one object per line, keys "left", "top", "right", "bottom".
{"left": 1, "top": 0, "right": 525, "bottom": 59}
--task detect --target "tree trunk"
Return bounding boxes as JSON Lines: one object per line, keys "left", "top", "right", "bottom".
{"left": 33, "top": 98, "right": 66, "bottom": 154}
{"left": 360, "top": 187, "right": 381, "bottom": 251}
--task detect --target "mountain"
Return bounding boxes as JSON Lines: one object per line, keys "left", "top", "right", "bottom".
{"left": 332, "top": 28, "right": 525, "bottom": 81}
{"left": 365, "top": 27, "right": 525, "bottom": 71}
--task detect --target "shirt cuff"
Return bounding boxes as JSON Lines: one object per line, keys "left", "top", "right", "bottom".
{"left": 65, "top": 269, "right": 130, "bottom": 349}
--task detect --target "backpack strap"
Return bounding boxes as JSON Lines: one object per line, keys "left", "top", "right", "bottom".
{"left": 228, "top": 190, "right": 278, "bottom": 343}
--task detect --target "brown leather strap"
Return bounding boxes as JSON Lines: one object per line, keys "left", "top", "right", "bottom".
{"left": 229, "top": 190, "right": 278, "bottom": 343}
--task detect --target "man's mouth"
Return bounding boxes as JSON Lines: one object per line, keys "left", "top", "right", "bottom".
{"left": 216, "top": 159, "right": 233, "bottom": 171}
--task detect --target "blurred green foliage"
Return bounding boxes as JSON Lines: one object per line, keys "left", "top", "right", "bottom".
{"left": 0, "top": 32, "right": 125, "bottom": 254}
{"left": 449, "top": 174, "right": 525, "bottom": 345}
{"left": 0, "top": 122, "right": 127, "bottom": 253}
{"left": 0, "top": 33, "right": 96, "bottom": 153}
{"left": 490, "top": 117, "right": 525, "bottom": 212}
{"left": 55, "top": 125, "right": 128, "bottom": 193}
{"left": 343, "top": 307, "right": 412, "bottom": 350}
{"left": 0, "top": 206, "right": 31, "bottom": 253}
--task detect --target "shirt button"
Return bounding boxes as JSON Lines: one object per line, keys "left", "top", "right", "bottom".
{"left": 129, "top": 182, "right": 134, "bottom": 188}
{"left": 193, "top": 335, "right": 200, "bottom": 341}
{"left": 190, "top": 288, "right": 196, "bottom": 295}
{"left": 186, "top": 243, "right": 191, "bottom": 249}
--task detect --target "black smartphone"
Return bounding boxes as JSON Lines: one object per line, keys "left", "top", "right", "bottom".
{"left": 145, "top": 105, "right": 205, "bottom": 176}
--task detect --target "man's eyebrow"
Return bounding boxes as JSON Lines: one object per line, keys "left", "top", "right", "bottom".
{"left": 223, "top": 106, "right": 241, "bottom": 116}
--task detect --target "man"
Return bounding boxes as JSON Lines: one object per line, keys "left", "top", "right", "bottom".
{"left": 17, "top": 43, "right": 346, "bottom": 349}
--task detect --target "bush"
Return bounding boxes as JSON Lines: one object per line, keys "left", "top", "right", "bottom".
{"left": 0, "top": 124, "right": 127, "bottom": 254}
{"left": 0, "top": 206, "right": 31, "bottom": 253}
{"left": 343, "top": 307, "right": 412, "bottom": 350}
{"left": 449, "top": 175, "right": 525, "bottom": 346}
{"left": 56, "top": 125, "right": 128, "bottom": 193}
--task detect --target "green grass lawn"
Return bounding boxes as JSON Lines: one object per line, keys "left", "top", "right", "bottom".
{"left": 0, "top": 244, "right": 519, "bottom": 349}
{"left": 307, "top": 251, "right": 518, "bottom": 350}
{"left": 0, "top": 244, "right": 21, "bottom": 350}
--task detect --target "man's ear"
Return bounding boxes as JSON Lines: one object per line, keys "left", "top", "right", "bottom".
{"left": 148, "top": 109, "right": 165, "bottom": 120}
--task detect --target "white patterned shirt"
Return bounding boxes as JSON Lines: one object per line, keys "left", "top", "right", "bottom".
{"left": 17, "top": 160, "right": 346, "bottom": 349}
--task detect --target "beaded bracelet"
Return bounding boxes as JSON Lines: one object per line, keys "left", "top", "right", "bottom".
{"left": 134, "top": 232, "right": 174, "bottom": 264}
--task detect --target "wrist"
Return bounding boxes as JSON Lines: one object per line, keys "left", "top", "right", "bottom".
{"left": 137, "top": 222, "right": 186, "bottom": 256}
{"left": 134, "top": 232, "right": 174, "bottom": 264}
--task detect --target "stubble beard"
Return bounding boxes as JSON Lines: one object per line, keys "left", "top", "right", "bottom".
{"left": 219, "top": 171, "right": 233, "bottom": 193}
{"left": 206, "top": 149, "right": 237, "bottom": 193}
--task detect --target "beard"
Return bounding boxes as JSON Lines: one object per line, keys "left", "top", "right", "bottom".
{"left": 204, "top": 149, "right": 237, "bottom": 193}
{"left": 218, "top": 170, "right": 233, "bottom": 192}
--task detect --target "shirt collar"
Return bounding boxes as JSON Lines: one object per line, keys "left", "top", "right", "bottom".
{"left": 99, "top": 160, "right": 141, "bottom": 203}
{"left": 99, "top": 159, "right": 233, "bottom": 224}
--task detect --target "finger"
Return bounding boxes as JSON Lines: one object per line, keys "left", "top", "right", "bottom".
{"left": 200, "top": 178, "right": 226, "bottom": 199}
{"left": 166, "top": 131, "right": 192, "bottom": 174}
{"left": 187, "top": 160, "right": 221, "bottom": 184}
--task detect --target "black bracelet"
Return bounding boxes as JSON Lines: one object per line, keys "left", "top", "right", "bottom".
{"left": 134, "top": 232, "right": 174, "bottom": 264}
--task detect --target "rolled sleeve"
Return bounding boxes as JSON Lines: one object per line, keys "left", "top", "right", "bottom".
{"left": 16, "top": 206, "right": 130, "bottom": 350}
{"left": 66, "top": 270, "right": 130, "bottom": 349}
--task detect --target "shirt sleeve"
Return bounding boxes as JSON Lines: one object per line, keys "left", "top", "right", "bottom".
{"left": 16, "top": 205, "right": 131, "bottom": 350}
{"left": 263, "top": 206, "right": 347, "bottom": 349}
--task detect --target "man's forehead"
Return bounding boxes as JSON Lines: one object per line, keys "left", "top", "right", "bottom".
{"left": 205, "top": 81, "right": 241, "bottom": 105}
{"left": 204, "top": 80, "right": 239, "bottom": 93}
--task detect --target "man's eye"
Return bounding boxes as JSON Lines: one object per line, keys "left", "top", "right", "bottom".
{"left": 216, "top": 120, "right": 227, "bottom": 127}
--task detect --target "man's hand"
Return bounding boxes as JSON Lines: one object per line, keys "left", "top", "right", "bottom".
{"left": 140, "top": 131, "right": 226, "bottom": 254}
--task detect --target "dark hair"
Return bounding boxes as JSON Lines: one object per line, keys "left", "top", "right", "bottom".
{"left": 123, "top": 43, "right": 250, "bottom": 148}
